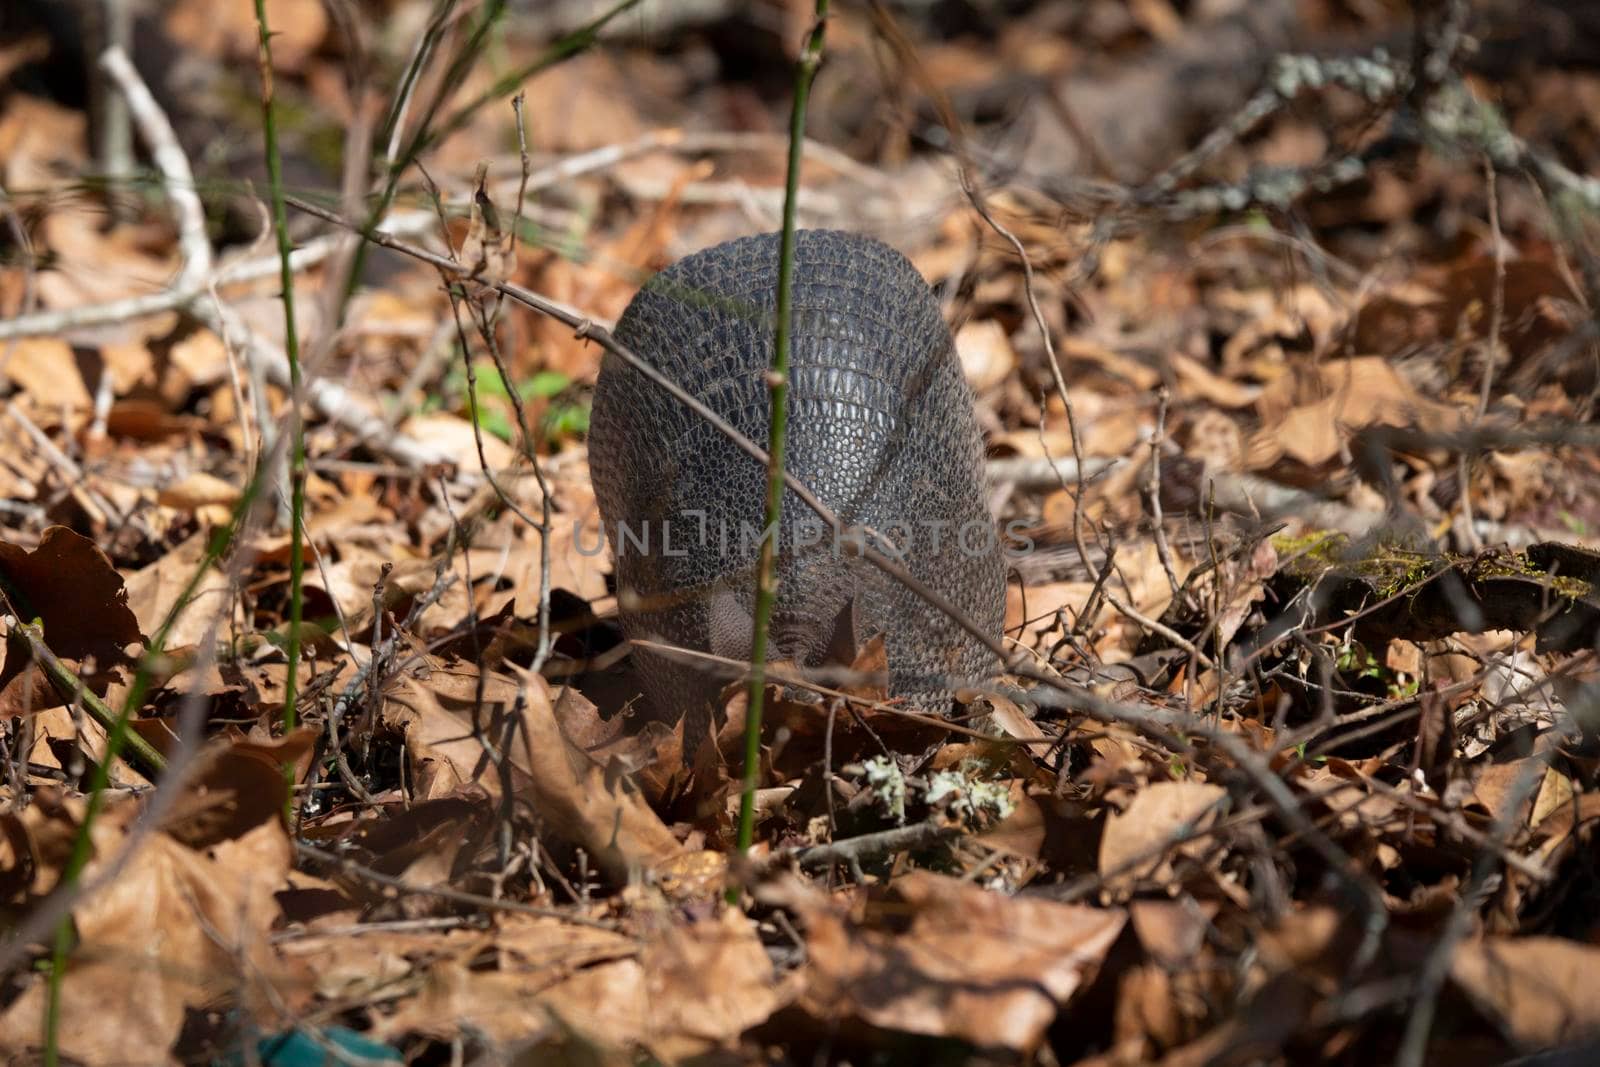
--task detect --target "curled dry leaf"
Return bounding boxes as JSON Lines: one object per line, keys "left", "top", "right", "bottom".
{"left": 795, "top": 870, "right": 1125, "bottom": 1052}
{"left": 155, "top": 470, "right": 241, "bottom": 513}
{"left": 382, "top": 665, "right": 682, "bottom": 882}
{"left": 458, "top": 162, "right": 518, "bottom": 288}
{"left": 0, "top": 526, "right": 144, "bottom": 716}
{"left": 365, "top": 908, "right": 781, "bottom": 1060}
{"left": 1098, "top": 780, "right": 1229, "bottom": 899}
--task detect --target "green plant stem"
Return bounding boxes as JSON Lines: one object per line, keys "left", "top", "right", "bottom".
{"left": 11, "top": 625, "right": 167, "bottom": 779}
{"left": 339, "top": 0, "right": 639, "bottom": 317}
{"left": 253, "top": 0, "right": 307, "bottom": 756}
{"left": 36, "top": 433, "right": 290, "bottom": 1067}
{"left": 38, "top": 33, "right": 310, "bottom": 1053}
{"left": 734, "top": 1, "right": 830, "bottom": 878}
{"left": 339, "top": 0, "right": 507, "bottom": 312}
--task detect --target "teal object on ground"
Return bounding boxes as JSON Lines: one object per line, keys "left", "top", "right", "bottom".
{"left": 218, "top": 1025, "right": 402, "bottom": 1066}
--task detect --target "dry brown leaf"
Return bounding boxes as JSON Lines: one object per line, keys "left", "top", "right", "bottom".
{"left": 1202, "top": 535, "right": 1278, "bottom": 651}
{"left": 382, "top": 665, "right": 682, "bottom": 881}
{"left": 0, "top": 95, "right": 84, "bottom": 188}
{"left": 0, "top": 527, "right": 142, "bottom": 658}
{"left": 165, "top": 0, "right": 326, "bottom": 68}
{"left": 1451, "top": 936, "right": 1600, "bottom": 1048}
{"left": 1170, "top": 351, "right": 1260, "bottom": 408}
{"left": 1249, "top": 357, "right": 1463, "bottom": 469}
{"left": 797, "top": 870, "right": 1125, "bottom": 1051}
{"left": 0, "top": 797, "right": 290, "bottom": 1065}
{"left": 36, "top": 204, "right": 179, "bottom": 313}
{"left": 156, "top": 728, "right": 319, "bottom": 849}
{"left": 1129, "top": 898, "right": 1221, "bottom": 968}
{"left": 522, "top": 51, "right": 647, "bottom": 154}
{"left": 1098, "top": 780, "right": 1228, "bottom": 897}
{"left": 388, "top": 956, "right": 645, "bottom": 1052}
{"left": 122, "top": 529, "right": 239, "bottom": 649}
{"left": 1183, "top": 408, "right": 1245, "bottom": 471}
{"left": 955, "top": 318, "right": 1017, "bottom": 393}
{"left": 0, "top": 338, "right": 90, "bottom": 408}
{"left": 1113, "top": 963, "right": 1230, "bottom": 1059}
{"left": 1058, "top": 336, "right": 1163, "bottom": 391}
{"left": 167, "top": 328, "right": 231, "bottom": 391}
{"left": 0, "top": 527, "right": 144, "bottom": 716}
{"left": 104, "top": 398, "right": 200, "bottom": 441}
{"left": 400, "top": 411, "right": 515, "bottom": 472}
{"left": 637, "top": 909, "right": 786, "bottom": 1060}
{"left": 1349, "top": 257, "right": 1579, "bottom": 368}
{"left": 979, "top": 780, "right": 1047, "bottom": 859}
{"left": 156, "top": 470, "right": 241, "bottom": 513}
{"left": 1006, "top": 578, "right": 1093, "bottom": 644}
{"left": 1470, "top": 757, "right": 1541, "bottom": 826}
{"left": 367, "top": 909, "right": 779, "bottom": 1058}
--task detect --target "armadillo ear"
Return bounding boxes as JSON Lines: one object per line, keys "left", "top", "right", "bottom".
{"left": 705, "top": 585, "right": 754, "bottom": 664}
{"left": 822, "top": 595, "right": 861, "bottom": 668}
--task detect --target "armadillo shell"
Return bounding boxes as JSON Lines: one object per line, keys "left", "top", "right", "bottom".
{"left": 588, "top": 229, "right": 1004, "bottom": 722}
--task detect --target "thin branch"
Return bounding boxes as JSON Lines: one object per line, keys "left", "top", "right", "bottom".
{"left": 0, "top": 213, "right": 437, "bottom": 342}
{"left": 293, "top": 841, "right": 620, "bottom": 931}
{"left": 99, "top": 47, "right": 211, "bottom": 290}
{"left": 789, "top": 818, "right": 960, "bottom": 871}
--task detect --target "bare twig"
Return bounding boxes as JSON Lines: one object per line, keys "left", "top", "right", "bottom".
{"left": 1145, "top": 386, "right": 1184, "bottom": 598}
{"left": 0, "top": 213, "right": 437, "bottom": 342}
{"left": 789, "top": 818, "right": 961, "bottom": 871}
{"left": 1457, "top": 157, "right": 1506, "bottom": 552}
{"left": 99, "top": 47, "right": 211, "bottom": 290}
{"left": 293, "top": 841, "right": 619, "bottom": 930}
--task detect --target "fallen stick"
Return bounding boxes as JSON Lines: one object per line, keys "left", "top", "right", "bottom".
{"left": 789, "top": 818, "right": 961, "bottom": 871}
{"left": 0, "top": 215, "right": 437, "bottom": 342}
{"left": 5, "top": 47, "right": 450, "bottom": 470}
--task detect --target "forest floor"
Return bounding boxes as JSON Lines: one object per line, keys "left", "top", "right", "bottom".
{"left": 2, "top": 0, "right": 1600, "bottom": 1063}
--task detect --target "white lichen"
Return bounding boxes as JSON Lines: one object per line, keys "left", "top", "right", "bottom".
{"left": 862, "top": 755, "right": 906, "bottom": 823}
{"left": 925, "top": 767, "right": 1014, "bottom": 827}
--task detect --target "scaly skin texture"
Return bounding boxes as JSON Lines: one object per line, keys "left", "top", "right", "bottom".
{"left": 589, "top": 229, "right": 1004, "bottom": 725}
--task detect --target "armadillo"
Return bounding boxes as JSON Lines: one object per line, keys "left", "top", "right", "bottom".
{"left": 588, "top": 229, "right": 1005, "bottom": 720}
